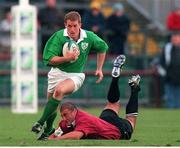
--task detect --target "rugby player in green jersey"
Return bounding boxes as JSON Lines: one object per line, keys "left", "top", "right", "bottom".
{"left": 31, "top": 11, "right": 108, "bottom": 138}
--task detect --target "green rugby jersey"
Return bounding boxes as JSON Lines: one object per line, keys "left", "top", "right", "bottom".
{"left": 43, "top": 29, "right": 108, "bottom": 73}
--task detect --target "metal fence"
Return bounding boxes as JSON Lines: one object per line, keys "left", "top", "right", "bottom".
{"left": 127, "top": 0, "right": 180, "bottom": 31}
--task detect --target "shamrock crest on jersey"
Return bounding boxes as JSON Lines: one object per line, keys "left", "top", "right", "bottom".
{"left": 81, "top": 42, "right": 89, "bottom": 52}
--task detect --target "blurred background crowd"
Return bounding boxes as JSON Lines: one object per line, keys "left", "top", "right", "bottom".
{"left": 0, "top": 0, "right": 180, "bottom": 109}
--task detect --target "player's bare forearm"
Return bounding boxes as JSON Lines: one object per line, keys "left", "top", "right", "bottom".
{"left": 49, "top": 56, "right": 70, "bottom": 65}
{"left": 97, "top": 52, "right": 106, "bottom": 70}
{"left": 49, "top": 53, "right": 76, "bottom": 65}
{"left": 95, "top": 52, "right": 106, "bottom": 83}
{"left": 48, "top": 131, "right": 84, "bottom": 140}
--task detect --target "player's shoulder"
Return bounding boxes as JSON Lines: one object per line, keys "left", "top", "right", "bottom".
{"left": 51, "top": 29, "right": 67, "bottom": 40}
{"left": 55, "top": 29, "right": 65, "bottom": 36}
{"left": 83, "top": 29, "right": 95, "bottom": 36}
{"left": 82, "top": 29, "right": 99, "bottom": 39}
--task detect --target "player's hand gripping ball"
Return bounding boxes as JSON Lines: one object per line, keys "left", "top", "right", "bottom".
{"left": 54, "top": 127, "right": 63, "bottom": 137}
{"left": 62, "top": 40, "right": 80, "bottom": 63}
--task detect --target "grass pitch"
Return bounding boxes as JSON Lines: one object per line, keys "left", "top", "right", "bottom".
{"left": 0, "top": 107, "right": 180, "bottom": 146}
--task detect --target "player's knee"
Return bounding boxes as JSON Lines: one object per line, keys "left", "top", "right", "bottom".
{"left": 126, "top": 117, "right": 136, "bottom": 130}
{"left": 53, "top": 87, "right": 65, "bottom": 99}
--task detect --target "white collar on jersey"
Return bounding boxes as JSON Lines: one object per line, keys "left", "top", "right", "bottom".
{"left": 67, "top": 120, "right": 76, "bottom": 128}
{"left": 63, "top": 28, "right": 87, "bottom": 43}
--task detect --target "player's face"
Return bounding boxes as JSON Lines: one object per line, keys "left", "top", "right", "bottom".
{"left": 65, "top": 20, "right": 81, "bottom": 41}
{"left": 61, "top": 108, "right": 76, "bottom": 125}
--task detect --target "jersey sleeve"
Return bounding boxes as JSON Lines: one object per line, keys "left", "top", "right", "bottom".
{"left": 43, "top": 32, "right": 63, "bottom": 66}
{"left": 91, "top": 32, "right": 108, "bottom": 53}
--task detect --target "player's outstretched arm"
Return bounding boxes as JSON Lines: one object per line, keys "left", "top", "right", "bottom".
{"left": 48, "top": 131, "right": 84, "bottom": 140}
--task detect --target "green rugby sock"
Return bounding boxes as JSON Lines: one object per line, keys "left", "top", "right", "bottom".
{"left": 38, "top": 97, "right": 60, "bottom": 126}
{"left": 44, "top": 112, "right": 57, "bottom": 133}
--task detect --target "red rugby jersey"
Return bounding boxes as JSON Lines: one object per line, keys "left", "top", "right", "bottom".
{"left": 59, "top": 109, "right": 121, "bottom": 139}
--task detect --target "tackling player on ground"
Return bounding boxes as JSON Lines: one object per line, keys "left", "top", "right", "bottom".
{"left": 38, "top": 55, "right": 141, "bottom": 140}
{"left": 31, "top": 11, "right": 108, "bottom": 137}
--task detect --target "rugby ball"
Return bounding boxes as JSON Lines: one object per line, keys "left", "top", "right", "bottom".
{"left": 62, "top": 40, "right": 79, "bottom": 62}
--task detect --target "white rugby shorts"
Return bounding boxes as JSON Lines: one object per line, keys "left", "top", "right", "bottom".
{"left": 48, "top": 67, "right": 85, "bottom": 93}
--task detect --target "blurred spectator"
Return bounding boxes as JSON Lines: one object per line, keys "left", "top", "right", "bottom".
{"left": 156, "top": 33, "right": 180, "bottom": 108}
{"left": 0, "top": 9, "right": 12, "bottom": 53}
{"left": 0, "top": 10, "right": 12, "bottom": 32}
{"left": 106, "top": 3, "right": 130, "bottom": 55}
{"left": 82, "top": 1, "right": 105, "bottom": 39}
{"left": 38, "top": 0, "right": 64, "bottom": 54}
{"left": 166, "top": 5, "right": 180, "bottom": 31}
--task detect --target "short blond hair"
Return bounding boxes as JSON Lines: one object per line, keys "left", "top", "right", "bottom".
{"left": 60, "top": 102, "right": 77, "bottom": 112}
{"left": 64, "top": 11, "right": 81, "bottom": 23}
